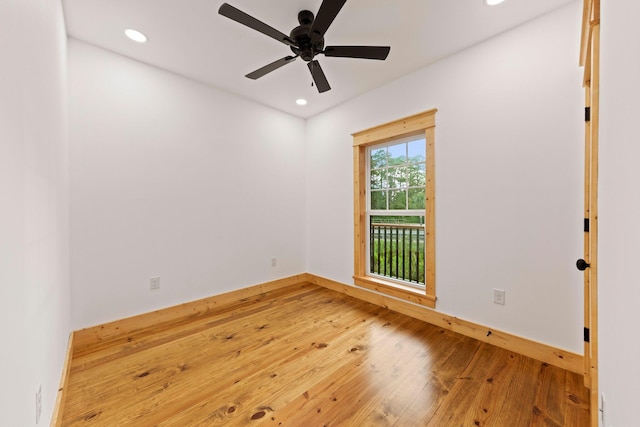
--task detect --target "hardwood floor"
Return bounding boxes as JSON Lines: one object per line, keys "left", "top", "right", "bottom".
{"left": 62, "top": 283, "right": 590, "bottom": 426}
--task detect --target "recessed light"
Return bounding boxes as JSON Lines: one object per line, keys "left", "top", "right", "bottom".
{"left": 296, "top": 98, "right": 308, "bottom": 106}
{"left": 485, "top": 0, "right": 505, "bottom": 5}
{"left": 125, "top": 29, "right": 148, "bottom": 43}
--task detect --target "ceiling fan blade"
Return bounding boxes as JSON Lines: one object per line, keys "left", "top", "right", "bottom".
{"left": 323, "top": 46, "right": 391, "bottom": 60}
{"left": 246, "top": 56, "right": 298, "bottom": 80}
{"left": 308, "top": 0, "right": 347, "bottom": 38}
{"left": 219, "top": 3, "right": 297, "bottom": 47}
{"left": 307, "top": 60, "right": 331, "bottom": 93}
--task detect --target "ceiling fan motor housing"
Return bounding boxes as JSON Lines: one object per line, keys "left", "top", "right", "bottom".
{"left": 290, "top": 10, "right": 324, "bottom": 62}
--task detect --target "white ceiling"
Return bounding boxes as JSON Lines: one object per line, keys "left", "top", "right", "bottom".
{"left": 63, "top": 0, "right": 576, "bottom": 118}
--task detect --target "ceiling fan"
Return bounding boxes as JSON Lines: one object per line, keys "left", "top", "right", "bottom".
{"left": 218, "top": 0, "right": 391, "bottom": 93}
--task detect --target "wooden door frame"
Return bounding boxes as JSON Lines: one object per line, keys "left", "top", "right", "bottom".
{"left": 579, "top": 0, "right": 599, "bottom": 425}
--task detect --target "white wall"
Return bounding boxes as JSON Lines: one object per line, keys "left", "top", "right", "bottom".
{"left": 68, "top": 40, "right": 307, "bottom": 329}
{"left": 599, "top": 0, "right": 640, "bottom": 425}
{"left": 0, "top": 0, "right": 70, "bottom": 425}
{"left": 306, "top": 2, "right": 585, "bottom": 353}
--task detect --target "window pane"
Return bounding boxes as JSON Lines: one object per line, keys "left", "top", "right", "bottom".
{"left": 380, "top": 169, "right": 388, "bottom": 188}
{"left": 408, "top": 163, "right": 426, "bottom": 187}
{"left": 370, "top": 148, "right": 387, "bottom": 169}
{"left": 371, "top": 190, "right": 387, "bottom": 210}
{"left": 408, "top": 188, "right": 426, "bottom": 209}
{"left": 368, "top": 215, "right": 425, "bottom": 286}
{"left": 370, "top": 169, "right": 384, "bottom": 189}
{"left": 387, "top": 166, "right": 407, "bottom": 189}
{"left": 387, "top": 143, "right": 406, "bottom": 165}
{"left": 408, "top": 138, "right": 426, "bottom": 162}
{"left": 389, "top": 189, "right": 407, "bottom": 210}
{"left": 398, "top": 167, "right": 409, "bottom": 188}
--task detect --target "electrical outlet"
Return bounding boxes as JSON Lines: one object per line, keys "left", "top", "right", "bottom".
{"left": 35, "top": 385, "right": 42, "bottom": 424}
{"left": 150, "top": 277, "right": 160, "bottom": 290}
{"left": 493, "top": 289, "right": 506, "bottom": 305}
{"left": 271, "top": 257, "right": 277, "bottom": 267}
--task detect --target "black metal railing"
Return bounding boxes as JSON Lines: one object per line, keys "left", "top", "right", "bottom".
{"left": 369, "top": 222, "right": 425, "bottom": 286}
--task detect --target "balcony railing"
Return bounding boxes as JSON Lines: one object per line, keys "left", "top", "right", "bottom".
{"left": 369, "top": 222, "right": 425, "bottom": 286}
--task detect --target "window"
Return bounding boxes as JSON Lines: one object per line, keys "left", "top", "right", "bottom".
{"left": 369, "top": 137, "right": 426, "bottom": 287}
{"left": 353, "top": 110, "right": 436, "bottom": 308}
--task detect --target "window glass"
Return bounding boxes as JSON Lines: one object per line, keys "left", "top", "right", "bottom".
{"left": 366, "top": 136, "right": 427, "bottom": 288}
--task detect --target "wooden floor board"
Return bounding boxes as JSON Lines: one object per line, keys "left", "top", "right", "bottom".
{"left": 71, "top": 284, "right": 321, "bottom": 368}
{"left": 62, "top": 284, "right": 590, "bottom": 426}
{"left": 158, "top": 303, "right": 405, "bottom": 426}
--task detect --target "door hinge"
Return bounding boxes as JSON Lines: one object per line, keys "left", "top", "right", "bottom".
{"left": 584, "top": 218, "right": 590, "bottom": 232}
{"left": 585, "top": 107, "right": 591, "bottom": 122}
{"left": 584, "top": 327, "right": 590, "bottom": 343}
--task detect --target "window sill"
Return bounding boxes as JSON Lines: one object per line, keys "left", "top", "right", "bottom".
{"left": 353, "top": 275, "right": 436, "bottom": 309}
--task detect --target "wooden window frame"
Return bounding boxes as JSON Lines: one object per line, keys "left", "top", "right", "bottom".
{"left": 353, "top": 109, "right": 437, "bottom": 308}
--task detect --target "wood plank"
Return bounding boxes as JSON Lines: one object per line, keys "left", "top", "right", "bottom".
{"left": 163, "top": 307, "right": 417, "bottom": 426}
{"left": 72, "top": 274, "right": 309, "bottom": 350}
{"left": 352, "top": 109, "right": 437, "bottom": 147}
{"left": 531, "top": 362, "right": 567, "bottom": 426}
{"left": 579, "top": 4, "right": 600, "bottom": 426}
{"left": 358, "top": 330, "right": 480, "bottom": 426}
{"left": 579, "top": 0, "right": 592, "bottom": 66}
{"left": 587, "top": 21, "right": 600, "bottom": 427}
{"left": 354, "top": 275, "right": 436, "bottom": 307}
{"left": 61, "top": 284, "right": 589, "bottom": 426}
{"left": 156, "top": 295, "right": 400, "bottom": 425}
{"left": 425, "top": 126, "right": 436, "bottom": 298}
{"left": 583, "top": 82, "right": 592, "bottom": 388}
{"left": 64, "top": 286, "right": 389, "bottom": 425}
{"left": 309, "top": 274, "right": 584, "bottom": 374}
{"left": 584, "top": 32, "right": 592, "bottom": 86}
{"left": 425, "top": 344, "right": 512, "bottom": 426}
{"left": 354, "top": 145, "right": 367, "bottom": 278}
{"left": 64, "top": 286, "right": 342, "bottom": 425}
{"left": 269, "top": 317, "right": 465, "bottom": 425}
{"left": 70, "top": 283, "right": 313, "bottom": 367}
{"left": 389, "top": 333, "right": 483, "bottom": 427}
{"left": 564, "top": 367, "right": 591, "bottom": 424}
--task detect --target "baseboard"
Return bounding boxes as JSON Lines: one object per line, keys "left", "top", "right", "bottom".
{"left": 73, "top": 274, "right": 310, "bottom": 350}
{"left": 305, "top": 273, "right": 584, "bottom": 375}
{"left": 51, "top": 331, "right": 75, "bottom": 427}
